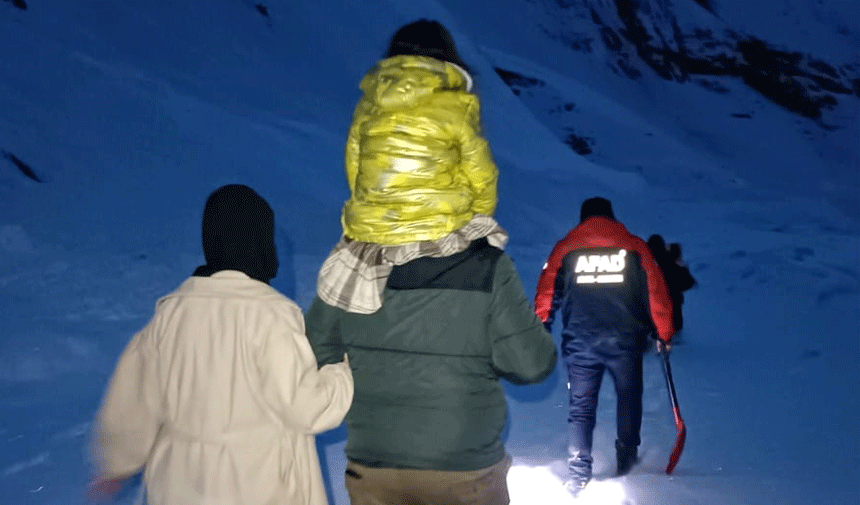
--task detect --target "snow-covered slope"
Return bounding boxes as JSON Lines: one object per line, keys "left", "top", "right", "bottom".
{"left": 1, "top": 1, "right": 857, "bottom": 504}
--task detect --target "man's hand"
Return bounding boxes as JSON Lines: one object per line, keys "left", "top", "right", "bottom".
{"left": 656, "top": 340, "right": 672, "bottom": 354}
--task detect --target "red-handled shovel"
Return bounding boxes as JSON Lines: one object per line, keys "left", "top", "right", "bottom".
{"left": 660, "top": 349, "right": 686, "bottom": 475}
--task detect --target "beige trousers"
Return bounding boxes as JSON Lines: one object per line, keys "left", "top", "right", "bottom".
{"left": 344, "top": 455, "right": 513, "bottom": 505}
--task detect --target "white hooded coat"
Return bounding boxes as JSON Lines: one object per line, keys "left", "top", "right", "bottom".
{"left": 92, "top": 270, "right": 353, "bottom": 505}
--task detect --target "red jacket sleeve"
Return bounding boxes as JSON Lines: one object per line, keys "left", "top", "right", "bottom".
{"left": 534, "top": 238, "right": 570, "bottom": 322}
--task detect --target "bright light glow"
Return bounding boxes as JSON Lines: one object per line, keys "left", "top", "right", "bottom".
{"left": 508, "top": 464, "right": 628, "bottom": 505}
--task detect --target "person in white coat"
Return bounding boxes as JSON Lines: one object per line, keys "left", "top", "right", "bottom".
{"left": 88, "top": 184, "right": 353, "bottom": 505}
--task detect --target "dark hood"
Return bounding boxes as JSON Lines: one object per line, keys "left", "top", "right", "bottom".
{"left": 193, "top": 184, "right": 278, "bottom": 284}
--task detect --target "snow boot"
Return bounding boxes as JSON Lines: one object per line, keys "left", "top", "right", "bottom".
{"left": 616, "top": 440, "right": 638, "bottom": 476}
{"left": 566, "top": 450, "right": 592, "bottom": 498}
{"left": 563, "top": 477, "right": 589, "bottom": 498}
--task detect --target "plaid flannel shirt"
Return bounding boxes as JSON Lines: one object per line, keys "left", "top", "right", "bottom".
{"left": 316, "top": 215, "right": 508, "bottom": 314}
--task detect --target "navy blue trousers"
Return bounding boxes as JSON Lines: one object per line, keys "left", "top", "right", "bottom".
{"left": 563, "top": 338, "right": 644, "bottom": 480}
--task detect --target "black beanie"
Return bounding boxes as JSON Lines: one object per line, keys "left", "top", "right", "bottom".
{"left": 580, "top": 197, "right": 616, "bottom": 222}
{"left": 194, "top": 184, "right": 279, "bottom": 284}
{"left": 385, "top": 19, "right": 467, "bottom": 69}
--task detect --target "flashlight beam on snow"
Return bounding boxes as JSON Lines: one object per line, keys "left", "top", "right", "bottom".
{"left": 507, "top": 464, "right": 629, "bottom": 505}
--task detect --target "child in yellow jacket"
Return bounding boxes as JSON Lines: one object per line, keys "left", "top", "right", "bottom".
{"left": 341, "top": 19, "right": 499, "bottom": 245}
{"left": 317, "top": 20, "right": 506, "bottom": 314}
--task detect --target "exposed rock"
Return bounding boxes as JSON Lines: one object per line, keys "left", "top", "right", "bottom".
{"left": 530, "top": 0, "right": 858, "bottom": 122}
{"left": 563, "top": 132, "right": 594, "bottom": 155}
{"left": 3, "top": 0, "right": 28, "bottom": 11}
{"left": 1, "top": 150, "right": 42, "bottom": 182}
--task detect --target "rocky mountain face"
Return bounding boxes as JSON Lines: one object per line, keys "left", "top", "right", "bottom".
{"left": 2, "top": 0, "right": 27, "bottom": 11}
{"left": 511, "top": 0, "right": 858, "bottom": 122}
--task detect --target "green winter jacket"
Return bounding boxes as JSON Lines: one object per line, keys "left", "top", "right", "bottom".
{"left": 305, "top": 239, "right": 557, "bottom": 471}
{"left": 341, "top": 55, "right": 498, "bottom": 245}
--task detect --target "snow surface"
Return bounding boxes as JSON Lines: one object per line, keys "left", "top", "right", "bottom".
{"left": 0, "top": 1, "right": 858, "bottom": 504}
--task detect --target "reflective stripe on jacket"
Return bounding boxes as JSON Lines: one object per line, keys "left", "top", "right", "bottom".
{"left": 535, "top": 217, "right": 675, "bottom": 344}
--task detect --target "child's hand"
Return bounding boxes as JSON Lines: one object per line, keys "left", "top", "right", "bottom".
{"left": 86, "top": 475, "right": 125, "bottom": 501}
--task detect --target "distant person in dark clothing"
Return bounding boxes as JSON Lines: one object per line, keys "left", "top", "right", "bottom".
{"left": 647, "top": 234, "right": 697, "bottom": 332}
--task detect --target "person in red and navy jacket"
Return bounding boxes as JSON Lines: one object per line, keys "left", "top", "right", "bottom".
{"left": 533, "top": 196, "right": 675, "bottom": 497}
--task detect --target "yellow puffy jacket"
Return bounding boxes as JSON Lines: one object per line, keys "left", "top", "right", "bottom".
{"left": 341, "top": 55, "right": 498, "bottom": 244}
